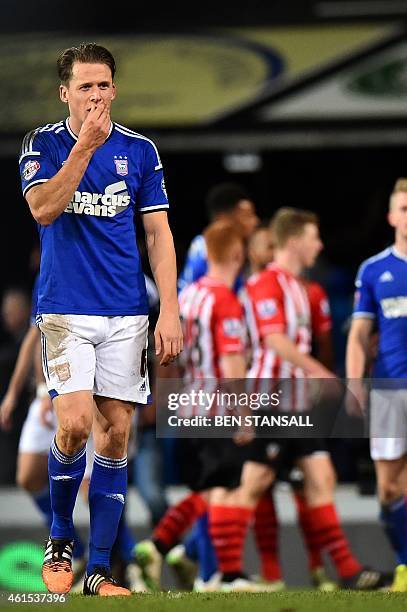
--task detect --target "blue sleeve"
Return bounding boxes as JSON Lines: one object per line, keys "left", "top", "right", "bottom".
{"left": 19, "top": 130, "right": 59, "bottom": 197}
{"left": 233, "top": 274, "right": 244, "bottom": 294}
{"left": 177, "top": 235, "right": 208, "bottom": 292}
{"left": 353, "top": 262, "right": 377, "bottom": 319}
{"left": 137, "top": 140, "right": 169, "bottom": 214}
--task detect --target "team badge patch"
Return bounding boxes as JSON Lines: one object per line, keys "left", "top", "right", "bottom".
{"left": 22, "top": 160, "right": 40, "bottom": 181}
{"left": 266, "top": 443, "right": 281, "bottom": 460}
{"left": 320, "top": 298, "right": 330, "bottom": 315}
{"left": 114, "top": 156, "right": 128, "bottom": 176}
{"left": 223, "top": 318, "right": 243, "bottom": 337}
{"left": 54, "top": 362, "right": 71, "bottom": 383}
{"left": 256, "top": 299, "right": 277, "bottom": 319}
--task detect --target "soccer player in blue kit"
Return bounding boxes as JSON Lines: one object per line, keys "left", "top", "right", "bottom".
{"left": 19, "top": 43, "right": 182, "bottom": 596}
{"left": 346, "top": 178, "right": 407, "bottom": 592}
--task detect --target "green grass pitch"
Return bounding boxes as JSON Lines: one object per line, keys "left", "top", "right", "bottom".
{"left": 3, "top": 591, "right": 407, "bottom": 612}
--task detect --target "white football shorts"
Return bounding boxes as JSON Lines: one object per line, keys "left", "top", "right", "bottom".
{"left": 370, "top": 389, "right": 407, "bottom": 461}
{"left": 37, "top": 314, "right": 150, "bottom": 404}
{"left": 19, "top": 401, "right": 93, "bottom": 479}
{"left": 18, "top": 397, "right": 57, "bottom": 454}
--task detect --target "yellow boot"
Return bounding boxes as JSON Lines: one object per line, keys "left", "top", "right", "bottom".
{"left": 391, "top": 564, "right": 407, "bottom": 592}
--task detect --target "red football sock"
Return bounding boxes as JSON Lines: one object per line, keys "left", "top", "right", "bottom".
{"left": 305, "top": 503, "right": 361, "bottom": 578}
{"left": 153, "top": 492, "right": 207, "bottom": 552}
{"left": 293, "top": 491, "right": 323, "bottom": 571}
{"left": 209, "top": 505, "right": 253, "bottom": 574}
{"left": 253, "top": 493, "right": 282, "bottom": 581}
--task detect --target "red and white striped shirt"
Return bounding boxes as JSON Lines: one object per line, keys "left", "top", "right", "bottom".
{"left": 306, "top": 280, "right": 332, "bottom": 336}
{"left": 244, "top": 263, "right": 312, "bottom": 380}
{"left": 178, "top": 276, "right": 246, "bottom": 380}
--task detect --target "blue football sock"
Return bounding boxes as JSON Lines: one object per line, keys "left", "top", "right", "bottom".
{"left": 380, "top": 496, "right": 407, "bottom": 565}
{"left": 115, "top": 512, "right": 136, "bottom": 564}
{"left": 32, "top": 484, "right": 85, "bottom": 558}
{"left": 87, "top": 453, "right": 128, "bottom": 575}
{"left": 32, "top": 486, "right": 53, "bottom": 529}
{"left": 184, "top": 524, "right": 199, "bottom": 562}
{"left": 72, "top": 528, "right": 85, "bottom": 560}
{"left": 48, "top": 439, "right": 86, "bottom": 541}
{"left": 195, "top": 513, "right": 218, "bottom": 581}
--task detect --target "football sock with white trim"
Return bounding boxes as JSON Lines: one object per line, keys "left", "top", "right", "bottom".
{"left": 87, "top": 453, "right": 128, "bottom": 575}
{"left": 48, "top": 438, "right": 86, "bottom": 541}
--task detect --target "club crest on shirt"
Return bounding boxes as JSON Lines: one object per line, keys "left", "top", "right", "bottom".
{"left": 256, "top": 298, "right": 277, "bottom": 319}
{"left": 266, "top": 443, "right": 281, "bottom": 460}
{"left": 320, "top": 298, "right": 330, "bottom": 315}
{"left": 114, "top": 156, "right": 128, "bottom": 176}
{"left": 223, "top": 318, "right": 243, "bottom": 337}
{"left": 22, "top": 160, "right": 40, "bottom": 181}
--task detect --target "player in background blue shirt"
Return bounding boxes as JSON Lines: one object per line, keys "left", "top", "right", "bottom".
{"left": 346, "top": 178, "right": 407, "bottom": 592}
{"left": 177, "top": 182, "right": 259, "bottom": 293}
{"left": 19, "top": 43, "right": 182, "bottom": 597}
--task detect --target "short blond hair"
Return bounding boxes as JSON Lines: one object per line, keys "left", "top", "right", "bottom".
{"left": 204, "top": 221, "right": 243, "bottom": 264}
{"left": 390, "top": 178, "right": 407, "bottom": 209}
{"left": 270, "top": 207, "right": 319, "bottom": 249}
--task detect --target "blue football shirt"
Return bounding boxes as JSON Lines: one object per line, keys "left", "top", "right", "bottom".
{"left": 19, "top": 119, "right": 169, "bottom": 316}
{"left": 177, "top": 234, "right": 208, "bottom": 293}
{"left": 353, "top": 246, "right": 407, "bottom": 378}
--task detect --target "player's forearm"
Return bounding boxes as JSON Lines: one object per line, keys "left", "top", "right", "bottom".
{"left": 26, "top": 143, "right": 93, "bottom": 226}
{"left": 266, "top": 333, "right": 325, "bottom": 375}
{"left": 346, "top": 333, "right": 368, "bottom": 378}
{"left": 6, "top": 326, "right": 38, "bottom": 398}
{"left": 315, "top": 332, "right": 335, "bottom": 371}
{"left": 146, "top": 225, "right": 179, "bottom": 311}
{"left": 34, "top": 335, "right": 45, "bottom": 385}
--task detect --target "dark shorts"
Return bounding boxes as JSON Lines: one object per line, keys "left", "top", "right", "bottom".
{"left": 179, "top": 437, "right": 252, "bottom": 491}
{"left": 246, "top": 437, "right": 329, "bottom": 473}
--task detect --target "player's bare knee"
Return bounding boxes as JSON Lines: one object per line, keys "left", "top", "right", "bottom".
{"left": 241, "top": 462, "right": 273, "bottom": 500}
{"left": 104, "top": 424, "right": 128, "bottom": 457}
{"left": 378, "top": 480, "right": 402, "bottom": 505}
{"left": 16, "top": 469, "right": 32, "bottom": 492}
{"left": 303, "top": 457, "right": 335, "bottom": 499}
{"left": 57, "top": 417, "right": 91, "bottom": 454}
{"left": 322, "top": 468, "right": 336, "bottom": 493}
{"left": 17, "top": 469, "right": 46, "bottom": 493}
{"left": 303, "top": 474, "right": 333, "bottom": 504}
